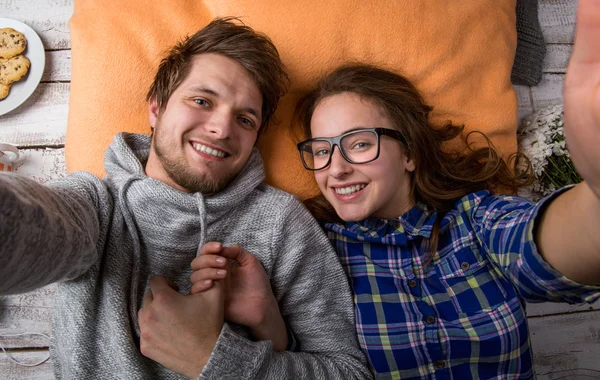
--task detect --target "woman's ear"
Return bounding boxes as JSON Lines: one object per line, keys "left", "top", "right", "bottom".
{"left": 404, "top": 154, "right": 416, "bottom": 172}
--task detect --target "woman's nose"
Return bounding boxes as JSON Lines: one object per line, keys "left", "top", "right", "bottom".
{"left": 328, "top": 147, "right": 352, "bottom": 178}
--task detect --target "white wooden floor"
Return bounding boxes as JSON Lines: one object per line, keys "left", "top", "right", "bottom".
{"left": 0, "top": 0, "right": 598, "bottom": 379}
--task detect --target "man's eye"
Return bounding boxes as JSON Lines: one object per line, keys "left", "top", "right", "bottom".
{"left": 238, "top": 117, "right": 256, "bottom": 128}
{"left": 194, "top": 99, "right": 210, "bottom": 107}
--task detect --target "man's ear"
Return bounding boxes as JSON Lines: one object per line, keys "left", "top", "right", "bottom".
{"left": 148, "top": 96, "right": 160, "bottom": 129}
{"left": 254, "top": 125, "right": 264, "bottom": 146}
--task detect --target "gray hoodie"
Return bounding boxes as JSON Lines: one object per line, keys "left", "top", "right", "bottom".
{"left": 0, "top": 133, "right": 371, "bottom": 379}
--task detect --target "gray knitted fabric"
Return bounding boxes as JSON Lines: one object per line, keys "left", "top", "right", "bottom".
{"left": 511, "top": 0, "right": 546, "bottom": 86}
{"left": 0, "top": 133, "right": 371, "bottom": 379}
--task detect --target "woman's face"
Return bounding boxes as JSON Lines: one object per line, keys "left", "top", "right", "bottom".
{"left": 310, "top": 92, "right": 415, "bottom": 221}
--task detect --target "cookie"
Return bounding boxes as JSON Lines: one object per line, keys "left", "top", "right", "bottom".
{"left": 0, "top": 28, "right": 27, "bottom": 59}
{"left": 0, "top": 83, "right": 9, "bottom": 100}
{"left": 0, "top": 54, "right": 30, "bottom": 85}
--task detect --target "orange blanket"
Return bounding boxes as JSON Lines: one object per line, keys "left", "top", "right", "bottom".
{"left": 68, "top": 0, "right": 517, "bottom": 200}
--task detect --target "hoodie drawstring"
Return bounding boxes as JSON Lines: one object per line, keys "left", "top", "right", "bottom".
{"left": 196, "top": 192, "right": 208, "bottom": 257}
{"left": 117, "top": 177, "right": 144, "bottom": 337}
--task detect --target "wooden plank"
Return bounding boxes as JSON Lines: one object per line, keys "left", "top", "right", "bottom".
{"left": 527, "top": 300, "right": 600, "bottom": 318}
{"left": 42, "top": 50, "right": 72, "bottom": 82}
{"left": 542, "top": 44, "right": 572, "bottom": 74}
{"left": 0, "top": 287, "right": 55, "bottom": 310}
{"left": 0, "top": 350, "right": 53, "bottom": 379}
{"left": 531, "top": 310, "right": 600, "bottom": 379}
{"left": 0, "top": 308, "right": 53, "bottom": 349}
{"left": 0, "top": 295, "right": 53, "bottom": 333}
{"left": 0, "top": 83, "right": 69, "bottom": 147}
{"left": 11, "top": 147, "right": 68, "bottom": 182}
{"left": 0, "top": 0, "right": 74, "bottom": 50}
{"left": 531, "top": 73, "right": 564, "bottom": 112}
{"left": 0, "top": 286, "right": 55, "bottom": 349}
{"left": 514, "top": 85, "right": 533, "bottom": 121}
{"left": 540, "top": 369, "right": 600, "bottom": 380}
{"left": 539, "top": 0, "right": 577, "bottom": 44}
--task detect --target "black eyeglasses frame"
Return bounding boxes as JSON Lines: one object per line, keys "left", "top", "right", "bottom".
{"left": 297, "top": 127, "right": 407, "bottom": 171}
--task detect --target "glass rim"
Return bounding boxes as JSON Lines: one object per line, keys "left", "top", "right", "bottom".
{"left": 298, "top": 129, "right": 377, "bottom": 170}
{"left": 297, "top": 127, "right": 406, "bottom": 170}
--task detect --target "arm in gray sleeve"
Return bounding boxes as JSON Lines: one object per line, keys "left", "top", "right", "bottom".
{"left": 200, "top": 198, "right": 372, "bottom": 379}
{"left": 0, "top": 172, "right": 110, "bottom": 295}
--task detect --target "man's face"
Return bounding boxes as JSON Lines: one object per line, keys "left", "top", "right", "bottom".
{"left": 146, "top": 53, "right": 263, "bottom": 193}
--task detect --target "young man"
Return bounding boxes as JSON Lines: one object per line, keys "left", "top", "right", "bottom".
{"left": 0, "top": 19, "right": 370, "bottom": 379}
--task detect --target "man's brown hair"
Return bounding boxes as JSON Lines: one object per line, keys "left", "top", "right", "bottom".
{"left": 147, "top": 17, "right": 289, "bottom": 130}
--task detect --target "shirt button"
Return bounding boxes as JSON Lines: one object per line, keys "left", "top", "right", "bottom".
{"left": 425, "top": 316, "right": 436, "bottom": 324}
{"left": 434, "top": 360, "right": 445, "bottom": 369}
{"left": 460, "top": 262, "right": 470, "bottom": 270}
{"left": 409, "top": 280, "right": 418, "bottom": 288}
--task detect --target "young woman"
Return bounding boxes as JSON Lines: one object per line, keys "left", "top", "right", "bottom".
{"left": 190, "top": 2, "right": 600, "bottom": 378}
{"left": 290, "top": 61, "right": 599, "bottom": 378}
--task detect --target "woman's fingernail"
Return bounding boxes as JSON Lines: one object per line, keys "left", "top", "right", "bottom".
{"left": 217, "top": 270, "right": 226, "bottom": 276}
{"left": 216, "top": 257, "right": 225, "bottom": 264}
{"left": 203, "top": 280, "right": 211, "bottom": 285}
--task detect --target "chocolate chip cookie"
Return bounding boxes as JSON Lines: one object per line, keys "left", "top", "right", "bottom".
{"left": 0, "top": 28, "right": 27, "bottom": 59}
{"left": 0, "top": 54, "right": 31, "bottom": 85}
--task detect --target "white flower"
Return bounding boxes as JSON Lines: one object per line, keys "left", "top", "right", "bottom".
{"left": 517, "top": 104, "right": 580, "bottom": 201}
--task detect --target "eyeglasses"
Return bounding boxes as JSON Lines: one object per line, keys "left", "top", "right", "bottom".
{"left": 297, "top": 127, "right": 406, "bottom": 170}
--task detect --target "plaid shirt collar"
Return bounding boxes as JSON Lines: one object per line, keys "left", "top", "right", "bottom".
{"left": 340, "top": 202, "right": 437, "bottom": 246}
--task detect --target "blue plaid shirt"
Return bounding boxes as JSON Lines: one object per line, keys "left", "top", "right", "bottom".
{"left": 325, "top": 189, "right": 600, "bottom": 379}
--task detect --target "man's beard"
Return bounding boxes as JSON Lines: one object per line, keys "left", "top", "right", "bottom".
{"left": 152, "top": 130, "right": 238, "bottom": 194}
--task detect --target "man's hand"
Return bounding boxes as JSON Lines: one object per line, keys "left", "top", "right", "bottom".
{"left": 190, "top": 242, "right": 288, "bottom": 351}
{"left": 563, "top": 0, "right": 600, "bottom": 198}
{"left": 138, "top": 276, "right": 224, "bottom": 379}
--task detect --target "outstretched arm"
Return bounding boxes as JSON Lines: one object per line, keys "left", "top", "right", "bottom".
{"left": 535, "top": 0, "right": 600, "bottom": 285}
{"left": 0, "top": 173, "right": 108, "bottom": 294}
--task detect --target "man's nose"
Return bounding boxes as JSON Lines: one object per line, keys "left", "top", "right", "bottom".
{"left": 206, "top": 111, "right": 234, "bottom": 139}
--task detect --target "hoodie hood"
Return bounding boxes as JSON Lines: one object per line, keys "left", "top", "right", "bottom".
{"left": 104, "top": 132, "right": 265, "bottom": 223}
{"left": 102, "top": 132, "right": 266, "bottom": 335}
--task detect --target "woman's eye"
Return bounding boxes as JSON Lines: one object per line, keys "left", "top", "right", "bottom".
{"left": 314, "top": 149, "right": 330, "bottom": 157}
{"left": 194, "top": 99, "right": 210, "bottom": 107}
{"left": 352, "top": 142, "right": 370, "bottom": 149}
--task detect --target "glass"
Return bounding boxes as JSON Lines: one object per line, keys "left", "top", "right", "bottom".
{"left": 297, "top": 128, "right": 406, "bottom": 170}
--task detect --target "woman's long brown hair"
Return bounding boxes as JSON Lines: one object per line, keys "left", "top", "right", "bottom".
{"left": 294, "top": 64, "right": 533, "bottom": 259}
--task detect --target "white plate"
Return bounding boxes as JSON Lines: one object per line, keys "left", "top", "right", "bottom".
{"left": 0, "top": 18, "right": 46, "bottom": 116}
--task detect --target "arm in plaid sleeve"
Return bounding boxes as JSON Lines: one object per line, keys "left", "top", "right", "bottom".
{"left": 536, "top": 0, "right": 600, "bottom": 286}
{"left": 535, "top": 183, "right": 600, "bottom": 285}
{"left": 469, "top": 188, "right": 600, "bottom": 304}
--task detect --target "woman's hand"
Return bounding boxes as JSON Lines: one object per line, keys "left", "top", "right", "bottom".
{"left": 190, "top": 242, "right": 288, "bottom": 351}
{"left": 563, "top": 0, "right": 600, "bottom": 198}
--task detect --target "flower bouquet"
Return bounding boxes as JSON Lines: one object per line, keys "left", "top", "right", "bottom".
{"left": 517, "top": 104, "right": 582, "bottom": 201}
